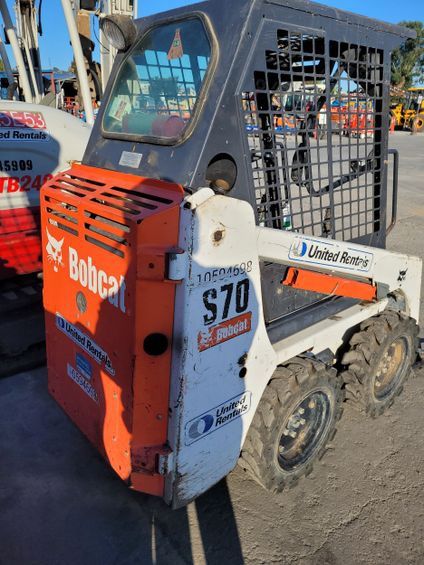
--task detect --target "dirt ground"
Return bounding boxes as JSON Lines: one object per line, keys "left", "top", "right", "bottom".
{"left": 0, "top": 132, "right": 423, "bottom": 565}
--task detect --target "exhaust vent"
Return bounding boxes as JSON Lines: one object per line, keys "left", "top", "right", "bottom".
{"left": 42, "top": 163, "right": 184, "bottom": 259}
{"left": 44, "top": 194, "right": 79, "bottom": 236}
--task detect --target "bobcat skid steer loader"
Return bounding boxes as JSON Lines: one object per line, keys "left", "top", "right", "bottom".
{"left": 41, "top": 0, "right": 421, "bottom": 508}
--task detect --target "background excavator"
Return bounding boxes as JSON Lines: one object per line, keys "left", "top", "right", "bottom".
{"left": 0, "top": 0, "right": 137, "bottom": 376}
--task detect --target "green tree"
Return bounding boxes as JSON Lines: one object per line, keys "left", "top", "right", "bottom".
{"left": 391, "top": 21, "right": 424, "bottom": 88}
{"left": 0, "top": 59, "right": 4, "bottom": 71}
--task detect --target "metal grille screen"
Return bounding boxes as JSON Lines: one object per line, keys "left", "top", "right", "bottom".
{"left": 241, "top": 30, "right": 384, "bottom": 241}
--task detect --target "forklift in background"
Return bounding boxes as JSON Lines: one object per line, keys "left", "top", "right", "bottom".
{"left": 0, "top": 1, "right": 138, "bottom": 376}
{"left": 391, "top": 87, "right": 424, "bottom": 132}
{"left": 41, "top": 0, "right": 421, "bottom": 508}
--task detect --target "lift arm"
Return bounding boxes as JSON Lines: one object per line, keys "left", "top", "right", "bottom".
{"left": 256, "top": 226, "right": 420, "bottom": 320}
{"left": 282, "top": 267, "right": 377, "bottom": 302}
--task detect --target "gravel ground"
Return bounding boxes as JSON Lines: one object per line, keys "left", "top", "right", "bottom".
{"left": 0, "top": 131, "right": 423, "bottom": 565}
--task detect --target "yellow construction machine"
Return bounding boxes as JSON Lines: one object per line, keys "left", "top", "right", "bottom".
{"left": 391, "top": 87, "right": 424, "bottom": 132}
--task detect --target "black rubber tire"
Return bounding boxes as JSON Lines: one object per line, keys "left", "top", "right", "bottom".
{"left": 412, "top": 114, "right": 424, "bottom": 133}
{"left": 239, "top": 358, "right": 344, "bottom": 492}
{"left": 342, "top": 311, "right": 419, "bottom": 418}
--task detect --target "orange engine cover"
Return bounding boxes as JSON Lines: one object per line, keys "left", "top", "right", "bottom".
{"left": 41, "top": 163, "right": 184, "bottom": 497}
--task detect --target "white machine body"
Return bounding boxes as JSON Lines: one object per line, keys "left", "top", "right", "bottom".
{"left": 165, "top": 189, "right": 422, "bottom": 507}
{"left": 0, "top": 101, "right": 92, "bottom": 213}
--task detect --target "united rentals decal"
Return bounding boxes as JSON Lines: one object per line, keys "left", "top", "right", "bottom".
{"left": 0, "top": 129, "right": 50, "bottom": 142}
{"left": 0, "top": 110, "right": 50, "bottom": 142}
{"left": 185, "top": 392, "right": 252, "bottom": 445}
{"left": 289, "top": 236, "right": 374, "bottom": 273}
{"left": 56, "top": 313, "right": 115, "bottom": 376}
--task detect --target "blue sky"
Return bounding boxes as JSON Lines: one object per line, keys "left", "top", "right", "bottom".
{"left": 3, "top": 0, "right": 423, "bottom": 70}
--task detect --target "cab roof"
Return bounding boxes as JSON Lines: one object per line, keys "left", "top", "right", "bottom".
{"left": 137, "top": 0, "right": 416, "bottom": 41}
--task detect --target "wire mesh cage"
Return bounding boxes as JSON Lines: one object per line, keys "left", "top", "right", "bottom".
{"left": 240, "top": 28, "right": 386, "bottom": 243}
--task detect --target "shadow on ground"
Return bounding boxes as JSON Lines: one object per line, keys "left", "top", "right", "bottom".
{"left": 0, "top": 368, "right": 244, "bottom": 565}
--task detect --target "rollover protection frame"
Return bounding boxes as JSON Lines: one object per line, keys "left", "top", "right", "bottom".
{"left": 83, "top": 0, "right": 415, "bottom": 335}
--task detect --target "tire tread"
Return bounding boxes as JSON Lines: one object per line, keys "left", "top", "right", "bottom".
{"left": 239, "top": 357, "right": 343, "bottom": 492}
{"left": 342, "top": 311, "right": 419, "bottom": 417}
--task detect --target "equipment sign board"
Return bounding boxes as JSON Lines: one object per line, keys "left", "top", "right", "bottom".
{"left": 0, "top": 111, "right": 50, "bottom": 142}
{"left": 0, "top": 111, "right": 47, "bottom": 129}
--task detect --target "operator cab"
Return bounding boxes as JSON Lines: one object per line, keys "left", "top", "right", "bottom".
{"left": 103, "top": 18, "right": 212, "bottom": 143}
{"left": 84, "top": 0, "right": 414, "bottom": 329}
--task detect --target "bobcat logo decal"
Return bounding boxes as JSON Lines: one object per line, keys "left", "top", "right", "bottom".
{"left": 46, "top": 228, "right": 64, "bottom": 272}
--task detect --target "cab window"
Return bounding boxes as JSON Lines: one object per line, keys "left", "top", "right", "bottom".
{"left": 103, "top": 18, "right": 212, "bottom": 142}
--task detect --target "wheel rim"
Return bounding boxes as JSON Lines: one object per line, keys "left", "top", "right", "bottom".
{"left": 278, "top": 390, "right": 331, "bottom": 471}
{"left": 373, "top": 337, "right": 409, "bottom": 401}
